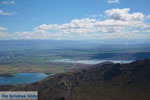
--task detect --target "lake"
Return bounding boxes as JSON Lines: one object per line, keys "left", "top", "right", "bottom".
{"left": 0, "top": 73, "right": 49, "bottom": 85}
{"left": 0, "top": 59, "right": 133, "bottom": 85}
{"left": 51, "top": 59, "right": 134, "bottom": 64}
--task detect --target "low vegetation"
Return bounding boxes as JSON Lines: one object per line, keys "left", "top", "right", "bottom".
{"left": 0, "top": 59, "right": 150, "bottom": 100}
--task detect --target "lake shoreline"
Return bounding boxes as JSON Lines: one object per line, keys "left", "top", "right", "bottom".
{"left": 51, "top": 59, "right": 134, "bottom": 64}
{"left": 0, "top": 59, "right": 134, "bottom": 77}
{"left": 0, "top": 72, "right": 50, "bottom": 85}
{"left": 0, "top": 72, "right": 52, "bottom": 77}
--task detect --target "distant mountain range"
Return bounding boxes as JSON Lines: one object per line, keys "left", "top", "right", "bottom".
{"left": 0, "top": 59, "right": 150, "bottom": 100}
{"left": 92, "top": 52, "right": 150, "bottom": 60}
{"left": 0, "top": 40, "right": 150, "bottom": 52}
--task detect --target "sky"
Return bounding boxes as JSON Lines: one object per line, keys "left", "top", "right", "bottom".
{"left": 0, "top": 0, "right": 150, "bottom": 40}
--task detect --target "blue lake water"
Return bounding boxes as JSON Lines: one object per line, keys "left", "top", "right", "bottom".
{"left": 51, "top": 59, "right": 134, "bottom": 64}
{"left": 0, "top": 59, "right": 133, "bottom": 85}
{"left": 0, "top": 73, "right": 49, "bottom": 85}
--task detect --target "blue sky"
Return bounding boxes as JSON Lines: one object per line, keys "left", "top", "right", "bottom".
{"left": 0, "top": 0, "right": 150, "bottom": 40}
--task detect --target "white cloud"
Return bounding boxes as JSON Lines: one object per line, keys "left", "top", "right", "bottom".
{"left": 0, "top": 9, "right": 17, "bottom": 16}
{"left": 132, "top": 30, "right": 139, "bottom": 33}
{"left": 86, "top": 14, "right": 102, "bottom": 18}
{"left": 146, "top": 15, "right": 150, "bottom": 20}
{"left": 143, "top": 30, "right": 150, "bottom": 32}
{"left": 107, "top": 0, "right": 119, "bottom": 4}
{"left": 87, "top": 14, "right": 97, "bottom": 17}
{"left": 0, "top": 1, "right": 15, "bottom": 5}
{"left": 1, "top": 8, "right": 150, "bottom": 40}
{"left": 0, "top": 26, "right": 7, "bottom": 31}
{"left": 105, "top": 8, "right": 144, "bottom": 21}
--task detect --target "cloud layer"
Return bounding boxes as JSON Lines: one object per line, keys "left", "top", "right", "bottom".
{"left": 0, "top": 8, "right": 150, "bottom": 40}
{"left": 105, "top": 8, "right": 144, "bottom": 21}
{"left": 0, "top": 26, "right": 7, "bottom": 31}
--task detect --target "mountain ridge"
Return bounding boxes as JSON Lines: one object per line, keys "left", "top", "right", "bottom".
{"left": 0, "top": 59, "right": 150, "bottom": 100}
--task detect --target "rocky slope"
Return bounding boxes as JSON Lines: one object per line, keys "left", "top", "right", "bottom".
{"left": 0, "top": 59, "right": 150, "bottom": 100}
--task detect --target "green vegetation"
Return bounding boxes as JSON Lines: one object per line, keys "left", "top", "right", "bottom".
{"left": 0, "top": 40, "right": 150, "bottom": 76}
{"left": 1, "top": 59, "right": 150, "bottom": 100}
{"left": 0, "top": 48, "right": 150, "bottom": 76}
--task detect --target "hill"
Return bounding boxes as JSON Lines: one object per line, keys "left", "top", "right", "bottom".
{"left": 0, "top": 59, "right": 150, "bottom": 100}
